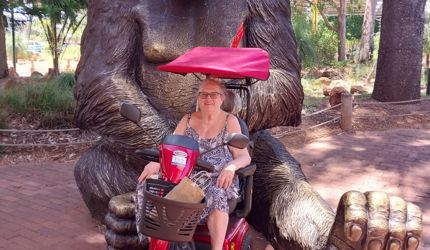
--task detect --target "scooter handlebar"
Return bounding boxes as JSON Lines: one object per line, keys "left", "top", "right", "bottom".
{"left": 196, "top": 159, "right": 215, "bottom": 172}
{"left": 136, "top": 148, "right": 159, "bottom": 162}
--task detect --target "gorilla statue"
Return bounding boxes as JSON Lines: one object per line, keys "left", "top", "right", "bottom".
{"left": 74, "top": 0, "right": 423, "bottom": 249}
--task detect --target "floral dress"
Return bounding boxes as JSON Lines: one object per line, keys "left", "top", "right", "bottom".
{"left": 184, "top": 113, "right": 239, "bottom": 221}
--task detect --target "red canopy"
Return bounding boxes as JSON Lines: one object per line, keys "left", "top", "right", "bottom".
{"left": 158, "top": 47, "right": 270, "bottom": 80}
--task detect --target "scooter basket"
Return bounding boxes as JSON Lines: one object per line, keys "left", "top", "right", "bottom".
{"left": 139, "top": 179, "right": 206, "bottom": 242}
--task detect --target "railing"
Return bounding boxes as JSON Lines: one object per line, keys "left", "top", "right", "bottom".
{"left": 1, "top": 95, "right": 429, "bottom": 146}
{"left": 272, "top": 94, "right": 430, "bottom": 139}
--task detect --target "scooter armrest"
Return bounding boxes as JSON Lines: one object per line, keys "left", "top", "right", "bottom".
{"left": 196, "top": 159, "right": 215, "bottom": 172}
{"left": 135, "top": 148, "right": 159, "bottom": 162}
{"left": 236, "top": 163, "right": 256, "bottom": 177}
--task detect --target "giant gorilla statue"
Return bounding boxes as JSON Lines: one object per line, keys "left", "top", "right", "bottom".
{"left": 74, "top": 0, "right": 422, "bottom": 249}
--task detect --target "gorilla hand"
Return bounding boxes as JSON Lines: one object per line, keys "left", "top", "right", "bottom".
{"left": 327, "top": 191, "right": 422, "bottom": 250}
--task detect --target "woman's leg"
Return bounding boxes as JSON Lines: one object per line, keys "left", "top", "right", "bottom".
{"left": 207, "top": 209, "right": 229, "bottom": 250}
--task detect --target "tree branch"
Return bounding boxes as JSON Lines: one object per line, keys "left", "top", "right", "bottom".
{"left": 304, "top": 0, "right": 337, "bottom": 32}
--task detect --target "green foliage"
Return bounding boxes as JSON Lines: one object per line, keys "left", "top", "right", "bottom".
{"left": 346, "top": 15, "right": 364, "bottom": 40}
{"left": 24, "top": 0, "right": 87, "bottom": 73}
{"left": 5, "top": 33, "right": 32, "bottom": 60}
{"left": 0, "top": 145, "right": 5, "bottom": 157}
{"left": 311, "top": 24, "right": 338, "bottom": 66}
{"left": 0, "top": 77, "right": 75, "bottom": 127}
{"left": 291, "top": 9, "right": 338, "bottom": 67}
{"left": 54, "top": 72, "right": 75, "bottom": 88}
{"left": 292, "top": 12, "right": 318, "bottom": 67}
{"left": 327, "top": 15, "right": 380, "bottom": 41}
{"left": 301, "top": 77, "right": 325, "bottom": 113}
{"left": 423, "top": 2, "right": 430, "bottom": 55}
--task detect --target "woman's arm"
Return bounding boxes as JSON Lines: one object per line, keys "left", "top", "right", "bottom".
{"left": 217, "top": 115, "right": 252, "bottom": 189}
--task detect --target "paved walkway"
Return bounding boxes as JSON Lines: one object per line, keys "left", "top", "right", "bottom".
{"left": 0, "top": 163, "right": 105, "bottom": 250}
{"left": 0, "top": 128, "right": 428, "bottom": 249}
{"left": 290, "top": 128, "right": 430, "bottom": 249}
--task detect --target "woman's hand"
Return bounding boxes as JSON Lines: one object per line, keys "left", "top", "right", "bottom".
{"left": 138, "top": 162, "right": 160, "bottom": 183}
{"left": 216, "top": 165, "right": 236, "bottom": 189}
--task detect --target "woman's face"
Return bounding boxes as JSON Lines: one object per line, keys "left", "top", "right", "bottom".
{"left": 197, "top": 81, "right": 225, "bottom": 113}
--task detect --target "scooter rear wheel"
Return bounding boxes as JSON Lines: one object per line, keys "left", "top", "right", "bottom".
{"left": 241, "top": 233, "right": 253, "bottom": 250}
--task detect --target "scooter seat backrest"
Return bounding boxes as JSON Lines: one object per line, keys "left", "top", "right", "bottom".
{"left": 221, "top": 90, "right": 242, "bottom": 116}
{"left": 221, "top": 90, "right": 249, "bottom": 137}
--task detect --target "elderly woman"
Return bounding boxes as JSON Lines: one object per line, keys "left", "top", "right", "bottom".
{"left": 139, "top": 78, "right": 251, "bottom": 250}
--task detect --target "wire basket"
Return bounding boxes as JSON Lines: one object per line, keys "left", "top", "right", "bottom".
{"left": 138, "top": 179, "right": 206, "bottom": 242}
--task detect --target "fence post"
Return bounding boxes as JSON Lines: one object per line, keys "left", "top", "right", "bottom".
{"left": 340, "top": 93, "right": 353, "bottom": 131}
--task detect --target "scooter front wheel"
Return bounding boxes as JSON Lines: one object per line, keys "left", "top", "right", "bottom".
{"left": 169, "top": 241, "right": 196, "bottom": 250}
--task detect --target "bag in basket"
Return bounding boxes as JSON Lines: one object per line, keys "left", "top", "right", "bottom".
{"left": 164, "top": 171, "right": 211, "bottom": 204}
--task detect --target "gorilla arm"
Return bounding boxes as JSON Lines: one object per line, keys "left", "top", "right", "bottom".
{"left": 249, "top": 131, "right": 334, "bottom": 250}
{"left": 73, "top": 1, "right": 174, "bottom": 220}
{"left": 74, "top": 1, "right": 174, "bottom": 149}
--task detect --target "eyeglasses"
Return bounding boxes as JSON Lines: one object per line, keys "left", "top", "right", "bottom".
{"left": 198, "top": 92, "right": 223, "bottom": 99}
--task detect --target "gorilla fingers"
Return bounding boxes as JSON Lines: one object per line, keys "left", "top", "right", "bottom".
{"left": 327, "top": 191, "right": 422, "bottom": 250}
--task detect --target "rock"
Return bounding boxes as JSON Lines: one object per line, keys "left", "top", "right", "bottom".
{"left": 8, "top": 67, "right": 19, "bottom": 78}
{"left": 306, "top": 68, "right": 325, "bottom": 78}
{"left": 323, "top": 86, "right": 331, "bottom": 96}
{"left": 350, "top": 85, "right": 366, "bottom": 94}
{"left": 321, "top": 68, "right": 339, "bottom": 78}
{"left": 329, "top": 86, "right": 349, "bottom": 106}
{"left": 31, "top": 71, "right": 44, "bottom": 78}
{"left": 317, "top": 77, "right": 332, "bottom": 86}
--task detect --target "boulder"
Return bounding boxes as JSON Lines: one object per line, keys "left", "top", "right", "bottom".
{"left": 31, "top": 71, "right": 44, "bottom": 78}
{"left": 323, "top": 86, "right": 331, "bottom": 96}
{"left": 317, "top": 77, "right": 332, "bottom": 86}
{"left": 329, "top": 86, "right": 349, "bottom": 106}
{"left": 321, "top": 68, "right": 339, "bottom": 78}
{"left": 350, "top": 85, "right": 366, "bottom": 94}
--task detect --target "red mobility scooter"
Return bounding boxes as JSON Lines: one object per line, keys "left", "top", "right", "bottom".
{"left": 123, "top": 47, "right": 270, "bottom": 250}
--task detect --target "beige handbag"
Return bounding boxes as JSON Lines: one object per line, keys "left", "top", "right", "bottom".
{"left": 164, "top": 171, "right": 212, "bottom": 204}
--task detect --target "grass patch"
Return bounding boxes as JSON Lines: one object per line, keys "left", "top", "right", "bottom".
{"left": 301, "top": 77, "right": 326, "bottom": 113}
{"left": 0, "top": 145, "right": 6, "bottom": 157}
{"left": 0, "top": 112, "right": 6, "bottom": 157}
{"left": 0, "top": 74, "right": 76, "bottom": 128}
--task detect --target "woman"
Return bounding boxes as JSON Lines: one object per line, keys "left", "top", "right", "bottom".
{"left": 138, "top": 78, "right": 252, "bottom": 250}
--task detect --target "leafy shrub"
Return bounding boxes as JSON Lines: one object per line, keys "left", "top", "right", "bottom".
{"left": 311, "top": 25, "right": 338, "bottom": 66}
{"left": 291, "top": 12, "right": 339, "bottom": 67}
{"left": 292, "top": 12, "right": 318, "bottom": 67}
{"left": 0, "top": 78, "right": 75, "bottom": 128}
{"left": 54, "top": 72, "right": 76, "bottom": 89}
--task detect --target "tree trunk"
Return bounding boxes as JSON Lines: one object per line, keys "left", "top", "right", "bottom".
{"left": 337, "top": 0, "right": 346, "bottom": 61}
{"left": 51, "top": 17, "right": 59, "bottom": 74}
{"left": 356, "top": 0, "right": 377, "bottom": 63}
{"left": 0, "top": 10, "right": 8, "bottom": 78}
{"left": 372, "top": 0, "right": 426, "bottom": 102}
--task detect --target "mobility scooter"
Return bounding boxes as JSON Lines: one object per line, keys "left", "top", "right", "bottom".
{"left": 123, "top": 47, "right": 270, "bottom": 250}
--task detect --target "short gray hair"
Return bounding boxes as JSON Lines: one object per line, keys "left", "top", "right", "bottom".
{"left": 199, "top": 78, "right": 227, "bottom": 95}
